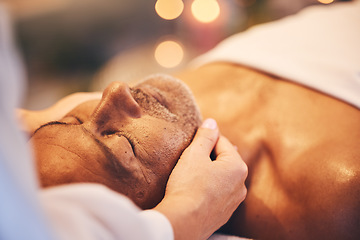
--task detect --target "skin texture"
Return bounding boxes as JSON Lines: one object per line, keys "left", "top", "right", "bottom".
{"left": 25, "top": 62, "right": 359, "bottom": 239}
{"left": 177, "top": 62, "right": 360, "bottom": 240}
{"left": 29, "top": 74, "right": 202, "bottom": 209}
{"left": 22, "top": 74, "right": 248, "bottom": 240}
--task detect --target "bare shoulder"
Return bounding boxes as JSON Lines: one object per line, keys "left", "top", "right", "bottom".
{"left": 177, "top": 62, "right": 360, "bottom": 239}
{"left": 305, "top": 155, "right": 360, "bottom": 239}
{"left": 254, "top": 71, "right": 360, "bottom": 239}
{"left": 335, "top": 164, "right": 360, "bottom": 236}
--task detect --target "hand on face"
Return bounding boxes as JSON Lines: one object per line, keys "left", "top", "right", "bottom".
{"left": 30, "top": 74, "right": 202, "bottom": 209}
{"left": 155, "top": 119, "right": 248, "bottom": 240}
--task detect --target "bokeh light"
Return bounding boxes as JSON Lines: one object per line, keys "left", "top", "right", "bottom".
{"left": 154, "top": 40, "right": 184, "bottom": 68}
{"left": 155, "top": 0, "right": 184, "bottom": 20}
{"left": 317, "top": 0, "right": 334, "bottom": 4}
{"left": 191, "top": 0, "right": 220, "bottom": 23}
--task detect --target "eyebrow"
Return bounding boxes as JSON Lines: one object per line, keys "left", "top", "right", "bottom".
{"left": 32, "top": 115, "right": 84, "bottom": 136}
{"left": 32, "top": 121, "right": 67, "bottom": 136}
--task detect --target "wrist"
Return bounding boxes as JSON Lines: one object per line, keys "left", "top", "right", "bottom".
{"left": 154, "top": 195, "right": 204, "bottom": 240}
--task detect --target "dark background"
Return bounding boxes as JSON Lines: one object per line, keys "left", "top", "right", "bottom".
{"left": 8, "top": 0, "right": 350, "bottom": 109}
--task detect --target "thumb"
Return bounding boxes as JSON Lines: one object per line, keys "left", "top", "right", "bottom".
{"left": 187, "top": 118, "right": 219, "bottom": 156}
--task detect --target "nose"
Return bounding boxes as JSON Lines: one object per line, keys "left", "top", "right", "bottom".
{"left": 88, "top": 81, "right": 142, "bottom": 134}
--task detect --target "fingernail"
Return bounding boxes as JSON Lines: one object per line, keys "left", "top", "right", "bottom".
{"left": 201, "top": 118, "right": 217, "bottom": 129}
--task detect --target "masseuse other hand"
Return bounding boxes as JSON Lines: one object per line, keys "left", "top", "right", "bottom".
{"left": 155, "top": 118, "right": 248, "bottom": 240}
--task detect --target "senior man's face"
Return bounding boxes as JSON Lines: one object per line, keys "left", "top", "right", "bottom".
{"left": 30, "top": 74, "right": 201, "bottom": 209}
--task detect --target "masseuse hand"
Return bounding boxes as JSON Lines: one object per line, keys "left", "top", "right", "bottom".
{"left": 155, "top": 118, "right": 248, "bottom": 240}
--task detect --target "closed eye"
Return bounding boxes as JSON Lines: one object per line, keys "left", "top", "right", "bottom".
{"left": 102, "top": 130, "right": 137, "bottom": 157}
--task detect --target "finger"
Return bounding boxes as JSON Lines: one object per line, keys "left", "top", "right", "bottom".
{"left": 213, "top": 136, "right": 248, "bottom": 181}
{"left": 213, "top": 135, "right": 242, "bottom": 163}
{"left": 186, "top": 118, "right": 220, "bottom": 156}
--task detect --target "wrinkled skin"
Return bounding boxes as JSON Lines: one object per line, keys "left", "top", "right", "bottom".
{"left": 30, "top": 75, "right": 202, "bottom": 209}
{"left": 177, "top": 62, "right": 360, "bottom": 240}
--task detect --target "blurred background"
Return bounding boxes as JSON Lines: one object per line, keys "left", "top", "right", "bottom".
{"left": 6, "top": 0, "right": 350, "bottom": 109}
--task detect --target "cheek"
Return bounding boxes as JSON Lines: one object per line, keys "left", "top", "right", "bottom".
{"left": 133, "top": 118, "right": 192, "bottom": 177}
{"left": 147, "top": 128, "right": 188, "bottom": 170}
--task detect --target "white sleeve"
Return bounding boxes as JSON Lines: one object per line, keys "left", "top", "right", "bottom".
{"left": 0, "top": 4, "right": 173, "bottom": 240}
{"left": 0, "top": 4, "right": 54, "bottom": 240}
{"left": 40, "top": 183, "right": 174, "bottom": 240}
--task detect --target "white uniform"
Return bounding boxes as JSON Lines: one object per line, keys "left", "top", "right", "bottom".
{"left": 0, "top": 4, "right": 173, "bottom": 240}
{"left": 194, "top": 1, "right": 360, "bottom": 109}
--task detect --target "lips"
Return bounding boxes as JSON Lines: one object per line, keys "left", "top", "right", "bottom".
{"left": 140, "top": 86, "right": 168, "bottom": 108}
{"left": 133, "top": 83, "right": 171, "bottom": 108}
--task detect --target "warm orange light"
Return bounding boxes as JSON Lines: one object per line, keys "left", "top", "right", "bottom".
{"left": 155, "top": 40, "right": 184, "bottom": 68}
{"left": 317, "top": 0, "right": 334, "bottom": 4}
{"left": 155, "top": 0, "right": 184, "bottom": 20}
{"left": 191, "top": 0, "right": 220, "bottom": 23}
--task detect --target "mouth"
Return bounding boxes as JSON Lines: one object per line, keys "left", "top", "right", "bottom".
{"left": 130, "top": 87, "right": 166, "bottom": 107}
{"left": 130, "top": 86, "right": 178, "bottom": 122}
{"left": 138, "top": 86, "right": 169, "bottom": 109}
